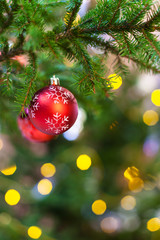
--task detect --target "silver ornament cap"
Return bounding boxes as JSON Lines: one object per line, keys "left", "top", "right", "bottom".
{"left": 50, "top": 75, "right": 60, "bottom": 85}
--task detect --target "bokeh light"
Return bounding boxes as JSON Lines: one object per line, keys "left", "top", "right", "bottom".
{"left": 151, "top": 89, "right": 160, "bottom": 106}
{"left": 147, "top": 218, "right": 160, "bottom": 232}
{"left": 136, "top": 74, "right": 157, "bottom": 94}
{"left": 40, "top": 163, "right": 56, "bottom": 178}
{"left": 143, "top": 135, "right": 159, "bottom": 157}
{"left": 28, "top": 226, "right": 42, "bottom": 239}
{"left": 128, "top": 177, "right": 144, "bottom": 192}
{"left": 121, "top": 195, "right": 136, "bottom": 210}
{"left": 1, "top": 165, "right": 17, "bottom": 175}
{"left": 143, "top": 110, "right": 159, "bottom": 126}
{"left": 144, "top": 181, "right": 156, "bottom": 191}
{"left": 122, "top": 214, "right": 140, "bottom": 231}
{"left": 109, "top": 121, "right": 119, "bottom": 130}
{"left": 92, "top": 200, "right": 107, "bottom": 215}
{"left": 76, "top": 154, "right": 92, "bottom": 170}
{"left": 64, "top": 13, "right": 81, "bottom": 26}
{"left": 63, "top": 108, "right": 86, "bottom": 141}
{"left": 108, "top": 74, "right": 122, "bottom": 90}
{"left": 5, "top": 189, "right": 20, "bottom": 206}
{"left": 37, "top": 179, "right": 53, "bottom": 195}
{"left": 73, "top": 13, "right": 81, "bottom": 26}
{"left": 0, "top": 139, "right": 3, "bottom": 151}
{"left": 124, "top": 166, "right": 139, "bottom": 181}
{"left": 0, "top": 213, "right": 12, "bottom": 225}
{"left": 100, "top": 216, "right": 119, "bottom": 233}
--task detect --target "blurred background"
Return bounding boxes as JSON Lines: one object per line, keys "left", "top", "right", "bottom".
{"left": 0, "top": 0, "right": 160, "bottom": 240}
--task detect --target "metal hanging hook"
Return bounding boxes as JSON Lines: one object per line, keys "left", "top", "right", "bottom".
{"left": 50, "top": 75, "right": 60, "bottom": 85}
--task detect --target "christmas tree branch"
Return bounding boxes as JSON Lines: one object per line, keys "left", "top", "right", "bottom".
{"left": 0, "top": 48, "right": 24, "bottom": 62}
{"left": 153, "top": 26, "right": 160, "bottom": 30}
{"left": 102, "top": 36, "right": 160, "bottom": 74}
{"left": 0, "top": 0, "right": 160, "bottom": 101}
{"left": 123, "top": 55, "right": 160, "bottom": 74}
{"left": 128, "top": 3, "right": 149, "bottom": 26}
{"left": 70, "top": 38, "right": 96, "bottom": 92}
{"left": 2, "top": 0, "right": 10, "bottom": 14}
{"left": 43, "top": 34, "right": 59, "bottom": 59}
{"left": 144, "top": 7, "right": 160, "bottom": 27}
{"left": 19, "top": 53, "right": 37, "bottom": 112}
{"left": 108, "top": 0, "right": 122, "bottom": 26}
{"left": 0, "top": 8, "right": 13, "bottom": 34}
{"left": 122, "top": 31, "right": 132, "bottom": 55}
{"left": 65, "top": 0, "right": 83, "bottom": 30}
{"left": 6, "top": 61, "right": 11, "bottom": 90}
{"left": 71, "top": 38, "right": 93, "bottom": 71}
{"left": 142, "top": 29, "right": 160, "bottom": 58}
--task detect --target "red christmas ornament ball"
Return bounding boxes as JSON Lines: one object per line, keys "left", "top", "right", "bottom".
{"left": 28, "top": 85, "right": 78, "bottom": 135}
{"left": 18, "top": 109, "right": 55, "bottom": 142}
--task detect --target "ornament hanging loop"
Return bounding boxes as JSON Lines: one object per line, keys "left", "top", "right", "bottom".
{"left": 50, "top": 75, "right": 60, "bottom": 86}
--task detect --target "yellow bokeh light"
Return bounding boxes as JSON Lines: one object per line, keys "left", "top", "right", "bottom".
{"left": 0, "top": 139, "right": 3, "bottom": 151}
{"left": 128, "top": 177, "right": 144, "bottom": 193}
{"left": 40, "top": 163, "right": 56, "bottom": 178}
{"left": 151, "top": 89, "right": 160, "bottom": 106}
{"left": 1, "top": 165, "right": 17, "bottom": 176}
{"left": 28, "top": 226, "right": 42, "bottom": 239}
{"left": 64, "top": 13, "right": 81, "bottom": 26}
{"left": 0, "top": 213, "right": 12, "bottom": 225}
{"left": 100, "top": 217, "right": 119, "bottom": 233}
{"left": 147, "top": 218, "right": 160, "bottom": 232}
{"left": 108, "top": 74, "right": 122, "bottom": 90}
{"left": 92, "top": 200, "right": 107, "bottom": 215}
{"left": 143, "top": 110, "right": 159, "bottom": 126}
{"left": 5, "top": 189, "right": 20, "bottom": 206}
{"left": 37, "top": 179, "right": 53, "bottom": 195}
{"left": 124, "top": 166, "right": 139, "bottom": 181}
{"left": 76, "top": 154, "right": 92, "bottom": 170}
{"left": 121, "top": 195, "right": 136, "bottom": 210}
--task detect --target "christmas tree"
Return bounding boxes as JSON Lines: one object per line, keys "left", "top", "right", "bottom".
{"left": 0, "top": 0, "right": 160, "bottom": 239}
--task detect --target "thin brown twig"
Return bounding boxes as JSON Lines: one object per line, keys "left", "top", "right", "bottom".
{"left": 108, "top": 32, "right": 123, "bottom": 47}
{"left": 142, "top": 29, "right": 160, "bottom": 58}
{"left": 17, "top": 22, "right": 30, "bottom": 32}
{"left": 21, "top": 75, "right": 35, "bottom": 112}
{"left": 102, "top": 35, "right": 160, "bottom": 74}
{"left": 43, "top": 35, "right": 58, "bottom": 59}
{"left": 31, "top": 3, "right": 40, "bottom": 18}
{"left": 79, "top": 74, "right": 88, "bottom": 84}
{"left": 108, "top": 0, "right": 122, "bottom": 26}
{"left": 129, "top": 4, "right": 149, "bottom": 25}
{"left": 122, "top": 31, "right": 132, "bottom": 55}
{"left": 153, "top": 26, "right": 160, "bottom": 30}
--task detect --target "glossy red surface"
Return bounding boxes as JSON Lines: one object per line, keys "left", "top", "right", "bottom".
{"left": 18, "top": 113, "right": 54, "bottom": 142}
{"left": 28, "top": 85, "right": 78, "bottom": 135}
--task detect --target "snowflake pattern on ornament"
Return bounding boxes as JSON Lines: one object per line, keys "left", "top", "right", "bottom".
{"left": 30, "top": 94, "right": 39, "bottom": 118}
{"left": 45, "top": 112, "right": 69, "bottom": 134}
{"left": 47, "top": 86, "right": 72, "bottom": 104}
{"left": 30, "top": 110, "right": 35, "bottom": 118}
{"left": 33, "top": 94, "right": 39, "bottom": 101}
{"left": 32, "top": 102, "right": 39, "bottom": 111}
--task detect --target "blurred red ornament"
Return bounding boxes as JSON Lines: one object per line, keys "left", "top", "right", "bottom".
{"left": 11, "top": 55, "right": 29, "bottom": 67}
{"left": 28, "top": 76, "right": 78, "bottom": 135}
{"left": 18, "top": 109, "right": 54, "bottom": 142}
